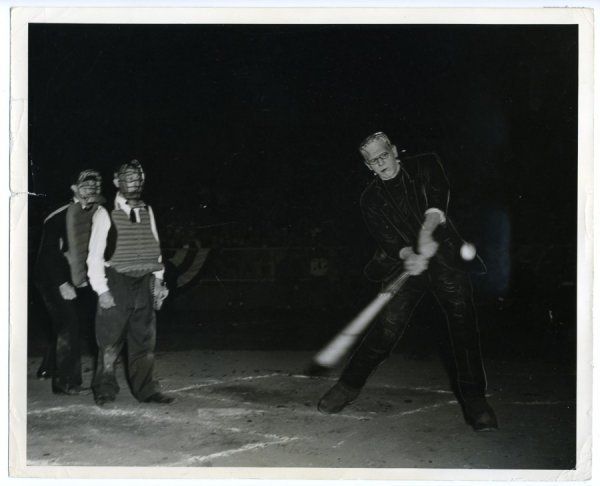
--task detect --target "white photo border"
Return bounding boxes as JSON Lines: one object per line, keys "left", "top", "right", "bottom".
{"left": 8, "top": 6, "right": 594, "bottom": 482}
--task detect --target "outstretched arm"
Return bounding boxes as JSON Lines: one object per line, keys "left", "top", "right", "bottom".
{"left": 147, "top": 205, "right": 168, "bottom": 309}
{"left": 417, "top": 210, "right": 442, "bottom": 258}
{"left": 87, "top": 206, "right": 116, "bottom": 308}
{"left": 417, "top": 154, "right": 450, "bottom": 258}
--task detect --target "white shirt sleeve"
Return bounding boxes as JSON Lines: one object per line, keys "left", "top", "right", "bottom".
{"left": 424, "top": 207, "right": 447, "bottom": 224}
{"left": 147, "top": 206, "right": 165, "bottom": 281}
{"left": 86, "top": 206, "right": 111, "bottom": 295}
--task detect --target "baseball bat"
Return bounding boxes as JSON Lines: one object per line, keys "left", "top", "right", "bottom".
{"left": 311, "top": 271, "right": 410, "bottom": 370}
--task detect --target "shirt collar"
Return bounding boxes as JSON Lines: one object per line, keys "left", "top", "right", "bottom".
{"left": 115, "top": 193, "right": 146, "bottom": 214}
{"left": 115, "top": 193, "right": 132, "bottom": 214}
{"left": 72, "top": 196, "right": 89, "bottom": 209}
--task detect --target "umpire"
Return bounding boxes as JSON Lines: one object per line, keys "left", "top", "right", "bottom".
{"left": 87, "top": 160, "right": 173, "bottom": 406}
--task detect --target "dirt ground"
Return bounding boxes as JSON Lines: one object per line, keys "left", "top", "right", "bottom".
{"left": 26, "top": 349, "right": 575, "bottom": 470}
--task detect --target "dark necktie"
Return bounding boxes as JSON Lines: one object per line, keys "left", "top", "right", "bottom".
{"left": 130, "top": 209, "right": 137, "bottom": 223}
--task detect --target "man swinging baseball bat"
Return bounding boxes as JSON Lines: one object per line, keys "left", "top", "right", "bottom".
{"left": 315, "top": 131, "right": 497, "bottom": 431}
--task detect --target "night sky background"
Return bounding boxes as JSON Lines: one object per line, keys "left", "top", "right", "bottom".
{"left": 27, "top": 24, "right": 578, "bottom": 358}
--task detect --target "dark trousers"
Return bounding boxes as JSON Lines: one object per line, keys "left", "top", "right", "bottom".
{"left": 92, "top": 268, "right": 160, "bottom": 401}
{"left": 37, "top": 285, "right": 94, "bottom": 391}
{"left": 340, "top": 262, "right": 487, "bottom": 403}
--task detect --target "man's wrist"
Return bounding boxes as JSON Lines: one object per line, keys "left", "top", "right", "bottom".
{"left": 424, "top": 208, "right": 446, "bottom": 225}
{"left": 399, "top": 247, "right": 414, "bottom": 260}
{"left": 421, "top": 211, "right": 443, "bottom": 233}
{"left": 95, "top": 284, "right": 109, "bottom": 296}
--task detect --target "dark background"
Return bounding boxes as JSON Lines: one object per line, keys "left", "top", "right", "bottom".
{"left": 27, "top": 24, "right": 578, "bottom": 363}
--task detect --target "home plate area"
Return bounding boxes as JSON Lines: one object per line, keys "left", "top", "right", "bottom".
{"left": 27, "top": 350, "right": 575, "bottom": 469}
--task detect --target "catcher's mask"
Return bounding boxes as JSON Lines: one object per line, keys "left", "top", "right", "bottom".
{"left": 71, "top": 169, "right": 102, "bottom": 208}
{"left": 114, "top": 159, "right": 145, "bottom": 203}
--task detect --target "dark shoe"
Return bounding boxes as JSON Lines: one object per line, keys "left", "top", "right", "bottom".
{"left": 318, "top": 382, "right": 360, "bottom": 414}
{"left": 303, "top": 362, "right": 332, "bottom": 377}
{"left": 143, "top": 392, "right": 175, "bottom": 404}
{"left": 37, "top": 368, "right": 53, "bottom": 380}
{"left": 94, "top": 394, "right": 116, "bottom": 406}
{"left": 463, "top": 398, "right": 498, "bottom": 431}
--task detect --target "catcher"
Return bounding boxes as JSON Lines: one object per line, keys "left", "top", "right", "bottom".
{"left": 86, "top": 159, "right": 173, "bottom": 406}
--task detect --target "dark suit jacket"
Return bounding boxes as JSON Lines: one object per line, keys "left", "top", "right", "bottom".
{"left": 360, "top": 152, "right": 463, "bottom": 282}
{"left": 35, "top": 203, "right": 74, "bottom": 290}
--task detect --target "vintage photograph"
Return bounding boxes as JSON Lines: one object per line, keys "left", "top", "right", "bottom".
{"left": 9, "top": 7, "right": 593, "bottom": 481}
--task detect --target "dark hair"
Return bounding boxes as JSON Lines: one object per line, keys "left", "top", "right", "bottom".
{"left": 358, "top": 131, "right": 392, "bottom": 153}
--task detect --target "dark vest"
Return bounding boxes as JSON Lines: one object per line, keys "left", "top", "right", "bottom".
{"left": 64, "top": 203, "right": 96, "bottom": 287}
{"left": 105, "top": 206, "right": 162, "bottom": 277}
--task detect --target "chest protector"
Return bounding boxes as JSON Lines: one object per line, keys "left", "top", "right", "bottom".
{"left": 106, "top": 207, "right": 162, "bottom": 277}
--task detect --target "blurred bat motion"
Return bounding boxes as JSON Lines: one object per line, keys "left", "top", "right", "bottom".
{"left": 309, "top": 271, "right": 410, "bottom": 372}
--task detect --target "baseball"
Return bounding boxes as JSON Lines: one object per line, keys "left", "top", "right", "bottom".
{"left": 460, "top": 242, "right": 476, "bottom": 261}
